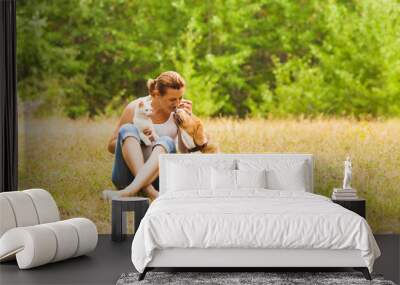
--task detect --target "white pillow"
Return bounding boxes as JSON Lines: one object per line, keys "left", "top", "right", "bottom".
{"left": 211, "top": 168, "right": 236, "bottom": 190}
{"left": 211, "top": 168, "right": 268, "bottom": 190}
{"left": 167, "top": 162, "right": 212, "bottom": 191}
{"left": 166, "top": 159, "right": 236, "bottom": 192}
{"left": 238, "top": 159, "right": 308, "bottom": 191}
{"left": 266, "top": 168, "right": 307, "bottom": 191}
{"left": 236, "top": 169, "right": 267, "bottom": 189}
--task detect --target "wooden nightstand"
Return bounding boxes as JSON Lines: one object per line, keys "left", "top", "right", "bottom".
{"left": 332, "top": 198, "right": 366, "bottom": 218}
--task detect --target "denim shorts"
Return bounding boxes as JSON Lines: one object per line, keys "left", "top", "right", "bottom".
{"left": 111, "top": 123, "right": 177, "bottom": 190}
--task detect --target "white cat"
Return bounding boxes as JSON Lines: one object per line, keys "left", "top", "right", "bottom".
{"left": 133, "top": 98, "right": 159, "bottom": 146}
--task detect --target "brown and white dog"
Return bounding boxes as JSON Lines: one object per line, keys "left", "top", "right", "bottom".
{"left": 173, "top": 108, "right": 219, "bottom": 153}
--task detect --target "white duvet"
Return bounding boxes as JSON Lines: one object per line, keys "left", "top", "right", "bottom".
{"left": 131, "top": 190, "right": 380, "bottom": 273}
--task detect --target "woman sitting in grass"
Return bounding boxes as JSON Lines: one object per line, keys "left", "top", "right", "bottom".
{"left": 104, "top": 71, "right": 192, "bottom": 201}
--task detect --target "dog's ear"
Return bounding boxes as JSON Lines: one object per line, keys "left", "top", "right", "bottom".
{"left": 194, "top": 122, "right": 208, "bottom": 146}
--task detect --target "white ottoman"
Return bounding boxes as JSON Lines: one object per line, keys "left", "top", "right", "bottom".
{"left": 0, "top": 189, "right": 98, "bottom": 269}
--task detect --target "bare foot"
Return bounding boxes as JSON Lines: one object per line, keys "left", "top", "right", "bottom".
{"left": 102, "top": 189, "right": 135, "bottom": 200}
{"left": 120, "top": 191, "right": 136, "bottom": 197}
{"left": 147, "top": 192, "right": 158, "bottom": 203}
{"left": 143, "top": 185, "right": 159, "bottom": 201}
{"left": 102, "top": 190, "right": 120, "bottom": 200}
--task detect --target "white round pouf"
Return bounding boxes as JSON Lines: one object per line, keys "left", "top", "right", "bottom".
{"left": 0, "top": 218, "right": 98, "bottom": 269}
{"left": 0, "top": 226, "right": 57, "bottom": 269}
{"left": 23, "top": 189, "right": 60, "bottom": 223}
{"left": 0, "top": 189, "right": 98, "bottom": 269}
{"left": 0, "top": 192, "right": 39, "bottom": 227}
{"left": 0, "top": 196, "right": 17, "bottom": 237}
{"left": 42, "top": 220, "right": 79, "bottom": 262}
{"left": 64, "top": 218, "right": 98, "bottom": 257}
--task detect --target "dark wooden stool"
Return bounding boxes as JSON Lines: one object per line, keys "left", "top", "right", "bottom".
{"left": 111, "top": 197, "right": 149, "bottom": 242}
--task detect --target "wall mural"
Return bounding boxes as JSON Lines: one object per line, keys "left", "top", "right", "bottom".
{"left": 17, "top": 0, "right": 400, "bottom": 234}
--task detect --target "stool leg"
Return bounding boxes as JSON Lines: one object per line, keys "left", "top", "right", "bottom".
{"left": 134, "top": 203, "right": 149, "bottom": 235}
{"left": 112, "top": 201, "right": 127, "bottom": 241}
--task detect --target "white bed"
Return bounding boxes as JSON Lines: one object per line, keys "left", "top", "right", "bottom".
{"left": 131, "top": 154, "right": 380, "bottom": 281}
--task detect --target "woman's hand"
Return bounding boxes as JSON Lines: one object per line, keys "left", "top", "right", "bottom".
{"left": 178, "top": 99, "right": 193, "bottom": 114}
{"left": 143, "top": 128, "right": 155, "bottom": 142}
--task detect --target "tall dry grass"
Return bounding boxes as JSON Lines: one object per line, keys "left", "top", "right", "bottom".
{"left": 18, "top": 116, "right": 400, "bottom": 234}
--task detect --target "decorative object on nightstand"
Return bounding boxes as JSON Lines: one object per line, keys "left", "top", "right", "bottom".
{"left": 343, "top": 156, "right": 352, "bottom": 190}
{"left": 332, "top": 156, "right": 358, "bottom": 200}
{"left": 332, "top": 188, "right": 358, "bottom": 200}
{"left": 111, "top": 196, "right": 149, "bottom": 242}
{"left": 332, "top": 198, "right": 366, "bottom": 218}
{"left": 332, "top": 156, "right": 365, "bottom": 218}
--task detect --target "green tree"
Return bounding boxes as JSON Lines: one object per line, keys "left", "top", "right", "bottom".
{"left": 16, "top": 0, "right": 400, "bottom": 119}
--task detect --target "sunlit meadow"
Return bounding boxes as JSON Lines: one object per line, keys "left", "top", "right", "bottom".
{"left": 18, "top": 116, "right": 400, "bottom": 234}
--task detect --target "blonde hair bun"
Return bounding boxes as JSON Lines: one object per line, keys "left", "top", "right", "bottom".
{"left": 147, "top": 71, "right": 185, "bottom": 96}
{"left": 146, "top": 78, "right": 157, "bottom": 94}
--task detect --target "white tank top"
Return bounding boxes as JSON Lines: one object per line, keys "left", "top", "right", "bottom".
{"left": 141, "top": 95, "right": 178, "bottom": 139}
{"left": 153, "top": 112, "right": 178, "bottom": 139}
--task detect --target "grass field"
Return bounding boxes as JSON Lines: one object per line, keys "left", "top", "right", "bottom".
{"left": 18, "top": 116, "right": 400, "bottom": 234}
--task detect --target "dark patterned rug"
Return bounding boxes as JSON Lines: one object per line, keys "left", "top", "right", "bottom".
{"left": 116, "top": 271, "right": 395, "bottom": 285}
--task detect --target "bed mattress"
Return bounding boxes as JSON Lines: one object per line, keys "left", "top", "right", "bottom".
{"left": 131, "top": 190, "right": 380, "bottom": 273}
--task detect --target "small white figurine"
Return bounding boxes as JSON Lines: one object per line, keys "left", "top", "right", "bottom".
{"left": 342, "top": 156, "right": 352, "bottom": 190}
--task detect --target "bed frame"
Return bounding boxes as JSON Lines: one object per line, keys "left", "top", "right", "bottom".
{"left": 138, "top": 153, "right": 371, "bottom": 281}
